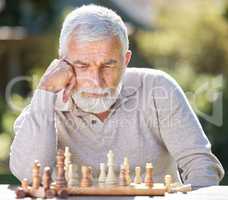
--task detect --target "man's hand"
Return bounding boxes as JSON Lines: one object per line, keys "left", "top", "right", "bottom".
{"left": 38, "top": 59, "right": 76, "bottom": 102}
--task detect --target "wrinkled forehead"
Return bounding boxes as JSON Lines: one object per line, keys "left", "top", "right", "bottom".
{"left": 67, "top": 35, "right": 123, "bottom": 63}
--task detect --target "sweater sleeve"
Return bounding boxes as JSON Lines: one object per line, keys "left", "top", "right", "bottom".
{"left": 9, "top": 89, "right": 57, "bottom": 183}
{"left": 153, "top": 71, "right": 224, "bottom": 188}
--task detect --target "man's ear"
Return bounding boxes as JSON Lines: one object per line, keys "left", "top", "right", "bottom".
{"left": 124, "top": 50, "right": 132, "bottom": 66}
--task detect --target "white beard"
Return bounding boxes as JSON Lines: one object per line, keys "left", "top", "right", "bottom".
{"left": 72, "top": 81, "right": 122, "bottom": 114}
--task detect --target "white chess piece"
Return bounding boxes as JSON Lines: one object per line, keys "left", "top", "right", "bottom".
{"left": 134, "top": 166, "right": 142, "bottom": 184}
{"left": 98, "top": 163, "right": 106, "bottom": 185}
{"left": 105, "top": 150, "right": 117, "bottom": 185}
{"left": 123, "top": 157, "right": 131, "bottom": 185}
{"left": 64, "top": 146, "right": 72, "bottom": 181}
{"left": 68, "top": 164, "right": 80, "bottom": 187}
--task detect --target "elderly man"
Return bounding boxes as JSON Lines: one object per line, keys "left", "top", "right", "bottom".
{"left": 10, "top": 5, "right": 224, "bottom": 189}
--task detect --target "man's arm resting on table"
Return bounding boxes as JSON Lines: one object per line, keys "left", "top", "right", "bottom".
{"left": 153, "top": 71, "right": 225, "bottom": 188}
{"left": 9, "top": 89, "right": 57, "bottom": 183}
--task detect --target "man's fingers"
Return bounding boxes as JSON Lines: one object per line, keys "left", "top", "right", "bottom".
{"left": 46, "top": 59, "right": 60, "bottom": 73}
{"left": 39, "top": 58, "right": 76, "bottom": 93}
{"left": 47, "top": 59, "right": 69, "bottom": 74}
{"left": 61, "top": 58, "right": 77, "bottom": 78}
{"left": 63, "top": 76, "right": 77, "bottom": 102}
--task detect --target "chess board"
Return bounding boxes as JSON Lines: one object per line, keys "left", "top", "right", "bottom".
{"left": 67, "top": 184, "right": 166, "bottom": 196}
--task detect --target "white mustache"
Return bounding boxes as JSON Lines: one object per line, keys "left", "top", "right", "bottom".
{"left": 72, "top": 80, "right": 123, "bottom": 113}
{"left": 77, "top": 88, "right": 113, "bottom": 96}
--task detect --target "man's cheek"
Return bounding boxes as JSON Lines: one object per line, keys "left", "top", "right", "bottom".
{"left": 76, "top": 77, "right": 94, "bottom": 89}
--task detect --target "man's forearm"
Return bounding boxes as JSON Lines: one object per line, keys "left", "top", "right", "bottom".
{"left": 9, "top": 89, "right": 57, "bottom": 183}
{"left": 153, "top": 71, "right": 224, "bottom": 187}
{"left": 178, "top": 153, "right": 224, "bottom": 189}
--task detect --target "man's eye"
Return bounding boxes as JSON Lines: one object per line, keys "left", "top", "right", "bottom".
{"left": 103, "top": 65, "right": 113, "bottom": 68}
{"left": 76, "top": 65, "right": 88, "bottom": 69}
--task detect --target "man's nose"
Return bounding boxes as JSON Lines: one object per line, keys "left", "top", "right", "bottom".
{"left": 90, "top": 69, "right": 104, "bottom": 87}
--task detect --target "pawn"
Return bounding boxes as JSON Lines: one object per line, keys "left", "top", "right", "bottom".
{"left": 98, "top": 163, "right": 106, "bottom": 185}
{"left": 134, "top": 166, "right": 142, "bottom": 184}
{"left": 68, "top": 164, "right": 80, "bottom": 187}
{"left": 32, "top": 160, "right": 41, "bottom": 190}
{"left": 80, "top": 166, "right": 92, "bottom": 187}
{"left": 42, "top": 167, "right": 55, "bottom": 198}
{"left": 119, "top": 165, "right": 128, "bottom": 186}
{"left": 42, "top": 167, "right": 52, "bottom": 190}
{"left": 164, "top": 174, "right": 172, "bottom": 193}
{"left": 21, "top": 178, "right": 29, "bottom": 190}
{"left": 144, "top": 162, "right": 153, "bottom": 187}
{"left": 16, "top": 178, "right": 29, "bottom": 198}
{"left": 123, "top": 157, "right": 131, "bottom": 185}
{"left": 88, "top": 166, "right": 93, "bottom": 183}
{"left": 15, "top": 187, "right": 26, "bottom": 198}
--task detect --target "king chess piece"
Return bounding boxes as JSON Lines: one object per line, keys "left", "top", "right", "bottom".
{"left": 105, "top": 150, "right": 117, "bottom": 185}
{"left": 55, "top": 149, "right": 68, "bottom": 198}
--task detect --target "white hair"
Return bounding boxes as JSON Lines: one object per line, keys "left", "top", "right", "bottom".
{"left": 59, "top": 4, "right": 129, "bottom": 56}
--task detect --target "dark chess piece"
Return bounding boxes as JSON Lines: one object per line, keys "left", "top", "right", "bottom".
{"left": 80, "top": 166, "right": 92, "bottom": 187}
{"left": 15, "top": 187, "right": 27, "bottom": 199}
{"left": 32, "top": 160, "right": 41, "bottom": 190}
{"left": 56, "top": 149, "right": 68, "bottom": 198}
{"left": 42, "top": 166, "right": 55, "bottom": 198}
{"left": 144, "top": 163, "right": 153, "bottom": 187}
{"left": 119, "top": 165, "right": 128, "bottom": 186}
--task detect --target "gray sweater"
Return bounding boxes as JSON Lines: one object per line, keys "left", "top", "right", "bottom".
{"left": 9, "top": 68, "right": 224, "bottom": 188}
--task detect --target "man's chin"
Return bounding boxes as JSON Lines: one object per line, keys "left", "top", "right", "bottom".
{"left": 77, "top": 105, "right": 110, "bottom": 114}
{"left": 74, "top": 98, "right": 117, "bottom": 114}
{"left": 81, "top": 93, "right": 109, "bottom": 98}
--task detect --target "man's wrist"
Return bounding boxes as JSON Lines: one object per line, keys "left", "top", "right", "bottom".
{"left": 31, "top": 89, "right": 57, "bottom": 119}
{"left": 38, "top": 83, "right": 56, "bottom": 93}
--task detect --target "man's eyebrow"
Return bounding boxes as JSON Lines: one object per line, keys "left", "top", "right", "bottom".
{"left": 73, "top": 60, "right": 88, "bottom": 65}
{"left": 72, "top": 59, "right": 117, "bottom": 65}
{"left": 103, "top": 59, "right": 117, "bottom": 65}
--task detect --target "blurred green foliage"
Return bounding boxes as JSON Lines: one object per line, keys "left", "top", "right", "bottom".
{"left": 0, "top": 3, "right": 61, "bottom": 183}
{"left": 137, "top": 1, "right": 228, "bottom": 73}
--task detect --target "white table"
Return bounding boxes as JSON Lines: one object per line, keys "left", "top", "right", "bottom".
{"left": 1, "top": 185, "right": 227, "bottom": 200}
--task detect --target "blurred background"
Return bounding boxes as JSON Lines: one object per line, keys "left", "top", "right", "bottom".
{"left": 0, "top": 0, "right": 227, "bottom": 185}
